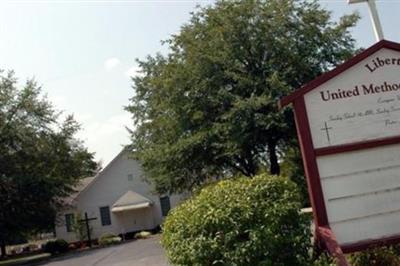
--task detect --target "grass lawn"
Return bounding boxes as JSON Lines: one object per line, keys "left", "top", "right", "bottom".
{"left": 0, "top": 253, "right": 51, "bottom": 266}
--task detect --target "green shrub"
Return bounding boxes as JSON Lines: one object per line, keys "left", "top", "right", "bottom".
{"left": 134, "top": 231, "right": 152, "bottom": 239}
{"left": 42, "top": 239, "right": 69, "bottom": 254}
{"left": 99, "top": 237, "right": 122, "bottom": 246}
{"left": 98, "top": 233, "right": 121, "bottom": 246}
{"left": 99, "top": 233, "right": 117, "bottom": 242}
{"left": 349, "top": 245, "right": 400, "bottom": 266}
{"left": 162, "top": 174, "right": 311, "bottom": 265}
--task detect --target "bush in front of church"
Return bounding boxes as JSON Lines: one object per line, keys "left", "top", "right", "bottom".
{"left": 348, "top": 245, "right": 400, "bottom": 266}
{"left": 162, "top": 173, "right": 311, "bottom": 265}
{"left": 42, "top": 239, "right": 69, "bottom": 254}
{"left": 98, "top": 233, "right": 122, "bottom": 246}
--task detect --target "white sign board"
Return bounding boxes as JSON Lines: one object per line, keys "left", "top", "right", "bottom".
{"left": 304, "top": 47, "right": 400, "bottom": 245}
{"left": 306, "top": 48, "right": 400, "bottom": 149}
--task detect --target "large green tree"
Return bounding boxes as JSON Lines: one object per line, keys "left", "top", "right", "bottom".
{"left": 126, "top": 0, "right": 359, "bottom": 194}
{"left": 0, "top": 71, "right": 98, "bottom": 257}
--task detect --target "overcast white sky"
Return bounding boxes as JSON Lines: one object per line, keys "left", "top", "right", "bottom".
{"left": 0, "top": 0, "right": 399, "bottom": 165}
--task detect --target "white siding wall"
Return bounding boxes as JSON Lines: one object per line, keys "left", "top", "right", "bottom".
{"left": 55, "top": 210, "right": 79, "bottom": 243}
{"left": 55, "top": 150, "right": 183, "bottom": 242}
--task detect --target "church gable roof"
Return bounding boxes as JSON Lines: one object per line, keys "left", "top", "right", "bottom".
{"left": 68, "top": 148, "right": 134, "bottom": 203}
{"left": 64, "top": 176, "right": 96, "bottom": 205}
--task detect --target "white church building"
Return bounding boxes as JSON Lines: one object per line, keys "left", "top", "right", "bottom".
{"left": 55, "top": 149, "right": 183, "bottom": 242}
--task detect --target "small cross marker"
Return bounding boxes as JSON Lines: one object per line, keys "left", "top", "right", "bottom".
{"left": 321, "top": 121, "right": 333, "bottom": 145}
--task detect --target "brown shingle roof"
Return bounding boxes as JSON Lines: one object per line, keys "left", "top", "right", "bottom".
{"left": 64, "top": 176, "right": 96, "bottom": 206}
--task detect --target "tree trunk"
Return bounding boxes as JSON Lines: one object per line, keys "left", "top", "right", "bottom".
{"left": 268, "top": 141, "right": 280, "bottom": 175}
{"left": 1, "top": 242, "right": 6, "bottom": 258}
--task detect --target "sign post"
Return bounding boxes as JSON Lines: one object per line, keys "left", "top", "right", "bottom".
{"left": 280, "top": 40, "right": 400, "bottom": 265}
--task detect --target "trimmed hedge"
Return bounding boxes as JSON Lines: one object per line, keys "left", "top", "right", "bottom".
{"left": 99, "top": 233, "right": 117, "bottom": 241}
{"left": 42, "top": 239, "right": 69, "bottom": 254}
{"left": 134, "top": 231, "right": 152, "bottom": 239}
{"left": 162, "top": 174, "right": 311, "bottom": 265}
{"left": 98, "top": 233, "right": 122, "bottom": 246}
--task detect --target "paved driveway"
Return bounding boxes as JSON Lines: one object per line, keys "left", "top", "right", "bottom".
{"left": 38, "top": 236, "right": 168, "bottom": 266}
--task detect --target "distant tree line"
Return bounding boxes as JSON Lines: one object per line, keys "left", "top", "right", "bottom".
{"left": 0, "top": 71, "right": 98, "bottom": 257}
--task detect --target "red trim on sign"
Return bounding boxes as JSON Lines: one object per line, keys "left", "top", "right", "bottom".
{"left": 317, "top": 226, "right": 349, "bottom": 266}
{"left": 315, "top": 135, "right": 400, "bottom": 156}
{"left": 341, "top": 233, "right": 400, "bottom": 253}
{"left": 293, "top": 97, "right": 328, "bottom": 227}
{"left": 279, "top": 39, "right": 400, "bottom": 108}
